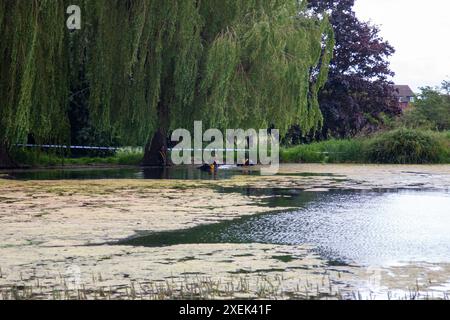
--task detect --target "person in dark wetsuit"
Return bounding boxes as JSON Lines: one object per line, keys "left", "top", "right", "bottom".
{"left": 237, "top": 159, "right": 254, "bottom": 167}
{"left": 199, "top": 160, "right": 219, "bottom": 172}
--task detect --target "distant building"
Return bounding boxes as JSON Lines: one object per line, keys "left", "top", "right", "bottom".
{"left": 394, "top": 85, "right": 415, "bottom": 110}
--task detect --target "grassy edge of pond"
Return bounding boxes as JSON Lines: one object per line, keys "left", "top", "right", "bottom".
{"left": 10, "top": 149, "right": 144, "bottom": 168}
{"left": 281, "top": 129, "right": 450, "bottom": 164}
{"left": 8, "top": 129, "right": 450, "bottom": 168}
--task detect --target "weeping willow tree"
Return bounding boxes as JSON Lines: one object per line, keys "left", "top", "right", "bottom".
{"left": 0, "top": 0, "right": 70, "bottom": 167}
{"left": 76, "top": 0, "right": 204, "bottom": 165}
{"left": 0, "top": 0, "right": 333, "bottom": 167}
{"left": 197, "top": 0, "right": 334, "bottom": 133}
{"left": 78, "top": 0, "right": 334, "bottom": 165}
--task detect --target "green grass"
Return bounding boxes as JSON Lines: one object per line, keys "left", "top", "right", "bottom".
{"left": 281, "top": 139, "right": 368, "bottom": 164}
{"left": 281, "top": 129, "right": 450, "bottom": 164}
{"left": 10, "top": 129, "right": 450, "bottom": 167}
{"left": 11, "top": 149, "right": 144, "bottom": 167}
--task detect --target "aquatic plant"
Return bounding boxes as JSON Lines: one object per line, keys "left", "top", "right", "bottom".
{"left": 1, "top": 272, "right": 448, "bottom": 301}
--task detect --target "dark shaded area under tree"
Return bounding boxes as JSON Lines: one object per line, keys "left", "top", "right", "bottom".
{"left": 0, "top": 143, "right": 16, "bottom": 169}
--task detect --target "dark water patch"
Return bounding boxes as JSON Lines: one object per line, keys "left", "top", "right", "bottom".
{"left": 117, "top": 189, "right": 450, "bottom": 266}
{"left": 233, "top": 253, "right": 254, "bottom": 258}
{"left": 178, "top": 256, "right": 197, "bottom": 262}
{"left": 227, "top": 268, "right": 288, "bottom": 274}
{"left": 327, "top": 259, "right": 350, "bottom": 267}
{"left": 2, "top": 166, "right": 341, "bottom": 181}
{"left": 3, "top": 166, "right": 256, "bottom": 181}
{"left": 180, "top": 272, "right": 205, "bottom": 276}
{"left": 272, "top": 255, "right": 295, "bottom": 263}
{"left": 274, "top": 172, "right": 344, "bottom": 178}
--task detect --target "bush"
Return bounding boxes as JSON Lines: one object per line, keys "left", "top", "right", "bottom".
{"left": 366, "top": 128, "right": 447, "bottom": 164}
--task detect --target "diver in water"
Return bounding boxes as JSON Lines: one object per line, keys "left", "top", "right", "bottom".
{"left": 237, "top": 158, "right": 254, "bottom": 167}
{"left": 198, "top": 160, "right": 219, "bottom": 172}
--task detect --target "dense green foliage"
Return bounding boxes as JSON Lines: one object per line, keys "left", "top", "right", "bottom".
{"left": 199, "top": 1, "right": 334, "bottom": 133}
{"left": 0, "top": 0, "right": 70, "bottom": 146}
{"left": 282, "top": 129, "right": 450, "bottom": 164}
{"left": 366, "top": 129, "right": 448, "bottom": 164}
{"left": 1, "top": 0, "right": 334, "bottom": 156}
{"left": 401, "top": 84, "right": 450, "bottom": 131}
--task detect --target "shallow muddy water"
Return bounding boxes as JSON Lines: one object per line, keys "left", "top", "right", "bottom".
{"left": 120, "top": 189, "right": 450, "bottom": 267}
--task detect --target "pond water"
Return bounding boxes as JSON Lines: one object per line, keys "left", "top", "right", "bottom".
{"left": 4, "top": 167, "right": 450, "bottom": 268}
{"left": 3, "top": 166, "right": 255, "bottom": 180}
{"left": 3, "top": 167, "right": 337, "bottom": 181}
{"left": 119, "top": 189, "right": 450, "bottom": 267}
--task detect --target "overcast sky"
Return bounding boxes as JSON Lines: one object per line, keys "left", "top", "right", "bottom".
{"left": 354, "top": 0, "right": 450, "bottom": 92}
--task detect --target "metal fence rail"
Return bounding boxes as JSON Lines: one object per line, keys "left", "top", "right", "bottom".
{"left": 15, "top": 144, "right": 343, "bottom": 154}
{"left": 15, "top": 144, "right": 120, "bottom": 151}
{"left": 15, "top": 145, "right": 251, "bottom": 152}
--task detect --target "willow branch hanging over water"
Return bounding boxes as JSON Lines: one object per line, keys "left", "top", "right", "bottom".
{"left": 0, "top": 0, "right": 334, "bottom": 152}
{"left": 0, "top": 0, "right": 69, "bottom": 147}
{"left": 198, "top": 0, "right": 334, "bottom": 133}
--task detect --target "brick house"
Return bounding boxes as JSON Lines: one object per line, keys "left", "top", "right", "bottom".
{"left": 394, "top": 85, "right": 415, "bottom": 110}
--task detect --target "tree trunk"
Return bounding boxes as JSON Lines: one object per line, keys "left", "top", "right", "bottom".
{"left": 142, "top": 82, "right": 172, "bottom": 167}
{"left": 142, "top": 128, "right": 170, "bottom": 167}
{"left": 0, "top": 144, "right": 17, "bottom": 169}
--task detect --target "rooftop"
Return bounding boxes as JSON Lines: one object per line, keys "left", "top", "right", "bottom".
{"left": 394, "top": 85, "right": 415, "bottom": 97}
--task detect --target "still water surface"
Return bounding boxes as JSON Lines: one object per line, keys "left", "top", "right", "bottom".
{"left": 4, "top": 167, "right": 336, "bottom": 180}
{"left": 120, "top": 189, "right": 450, "bottom": 266}
{"left": 5, "top": 167, "right": 450, "bottom": 267}
{"left": 4, "top": 166, "right": 257, "bottom": 180}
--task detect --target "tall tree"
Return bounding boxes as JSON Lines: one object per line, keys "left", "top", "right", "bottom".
{"left": 306, "top": 0, "right": 400, "bottom": 139}
{"left": 79, "top": 0, "right": 334, "bottom": 165}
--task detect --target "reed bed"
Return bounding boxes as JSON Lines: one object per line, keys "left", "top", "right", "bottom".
{"left": 1, "top": 271, "right": 448, "bottom": 300}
